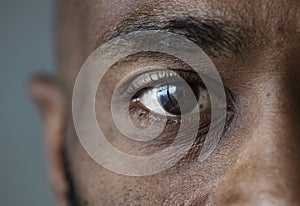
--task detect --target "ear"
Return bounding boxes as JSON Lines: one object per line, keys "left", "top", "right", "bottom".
{"left": 28, "top": 75, "right": 68, "bottom": 206}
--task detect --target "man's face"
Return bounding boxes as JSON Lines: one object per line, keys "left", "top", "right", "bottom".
{"left": 51, "top": 0, "right": 300, "bottom": 205}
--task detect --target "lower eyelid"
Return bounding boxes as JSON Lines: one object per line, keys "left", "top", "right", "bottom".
{"left": 127, "top": 93, "right": 236, "bottom": 162}
{"left": 129, "top": 102, "right": 212, "bottom": 126}
{"left": 128, "top": 105, "right": 212, "bottom": 160}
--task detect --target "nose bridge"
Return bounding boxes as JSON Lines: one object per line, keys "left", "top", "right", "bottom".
{"left": 256, "top": 73, "right": 300, "bottom": 167}
{"left": 215, "top": 75, "right": 300, "bottom": 205}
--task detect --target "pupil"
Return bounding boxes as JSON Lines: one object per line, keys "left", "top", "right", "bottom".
{"left": 156, "top": 83, "right": 200, "bottom": 115}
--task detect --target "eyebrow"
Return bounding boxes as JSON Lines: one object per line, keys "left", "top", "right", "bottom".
{"left": 104, "top": 14, "right": 252, "bottom": 58}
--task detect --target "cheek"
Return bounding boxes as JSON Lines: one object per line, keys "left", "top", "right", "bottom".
{"left": 66, "top": 110, "right": 244, "bottom": 206}
{"left": 66, "top": 139, "right": 216, "bottom": 205}
{"left": 213, "top": 75, "right": 300, "bottom": 205}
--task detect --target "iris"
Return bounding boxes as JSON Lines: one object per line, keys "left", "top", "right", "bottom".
{"left": 156, "top": 83, "right": 200, "bottom": 116}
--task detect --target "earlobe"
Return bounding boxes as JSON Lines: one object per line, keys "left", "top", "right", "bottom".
{"left": 28, "top": 75, "right": 68, "bottom": 206}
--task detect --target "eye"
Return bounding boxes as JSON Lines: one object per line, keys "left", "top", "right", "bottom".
{"left": 118, "top": 69, "right": 235, "bottom": 129}
{"left": 133, "top": 82, "right": 211, "bottom": 117}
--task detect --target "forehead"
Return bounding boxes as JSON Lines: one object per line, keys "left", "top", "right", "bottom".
{"left": 81, "top": 0, "right": 299, "bottom": 40}
{"left": 57, "top": 0, "right": 300, "bottom": 83}
{"left": 60, "top": 0, "right": 300, "bottom": 54}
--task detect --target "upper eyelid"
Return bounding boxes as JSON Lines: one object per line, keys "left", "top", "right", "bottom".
{"left": 119, "top": 69, "right": 201, "bottom": 96}
{"left": 128, "top": 70, "right": 182, "bottom": 91}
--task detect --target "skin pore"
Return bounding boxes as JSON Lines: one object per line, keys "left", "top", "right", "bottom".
{"left": 29, "top": 0, "right": 300, "bottom": 205}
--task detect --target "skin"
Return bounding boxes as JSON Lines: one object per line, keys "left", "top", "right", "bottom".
{"left": 29, "top": 0, "right": 300, "bottom": 205}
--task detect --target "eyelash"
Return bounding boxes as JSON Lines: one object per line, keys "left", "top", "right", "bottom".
{"left": 122, "top": 69, "right": 205, "bottom": 98}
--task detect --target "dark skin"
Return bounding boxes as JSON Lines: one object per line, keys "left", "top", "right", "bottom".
{"left": 29, "top": 0, "right": 300, "bottom": 205}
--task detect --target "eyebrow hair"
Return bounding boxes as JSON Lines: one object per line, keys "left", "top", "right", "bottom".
{"left": 105, "top": 14, "right": 252, "bottom": 58}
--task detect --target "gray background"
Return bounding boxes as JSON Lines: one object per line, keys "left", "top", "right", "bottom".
{"left": 0, "top": 0, "right": 55, "bottom": 205}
